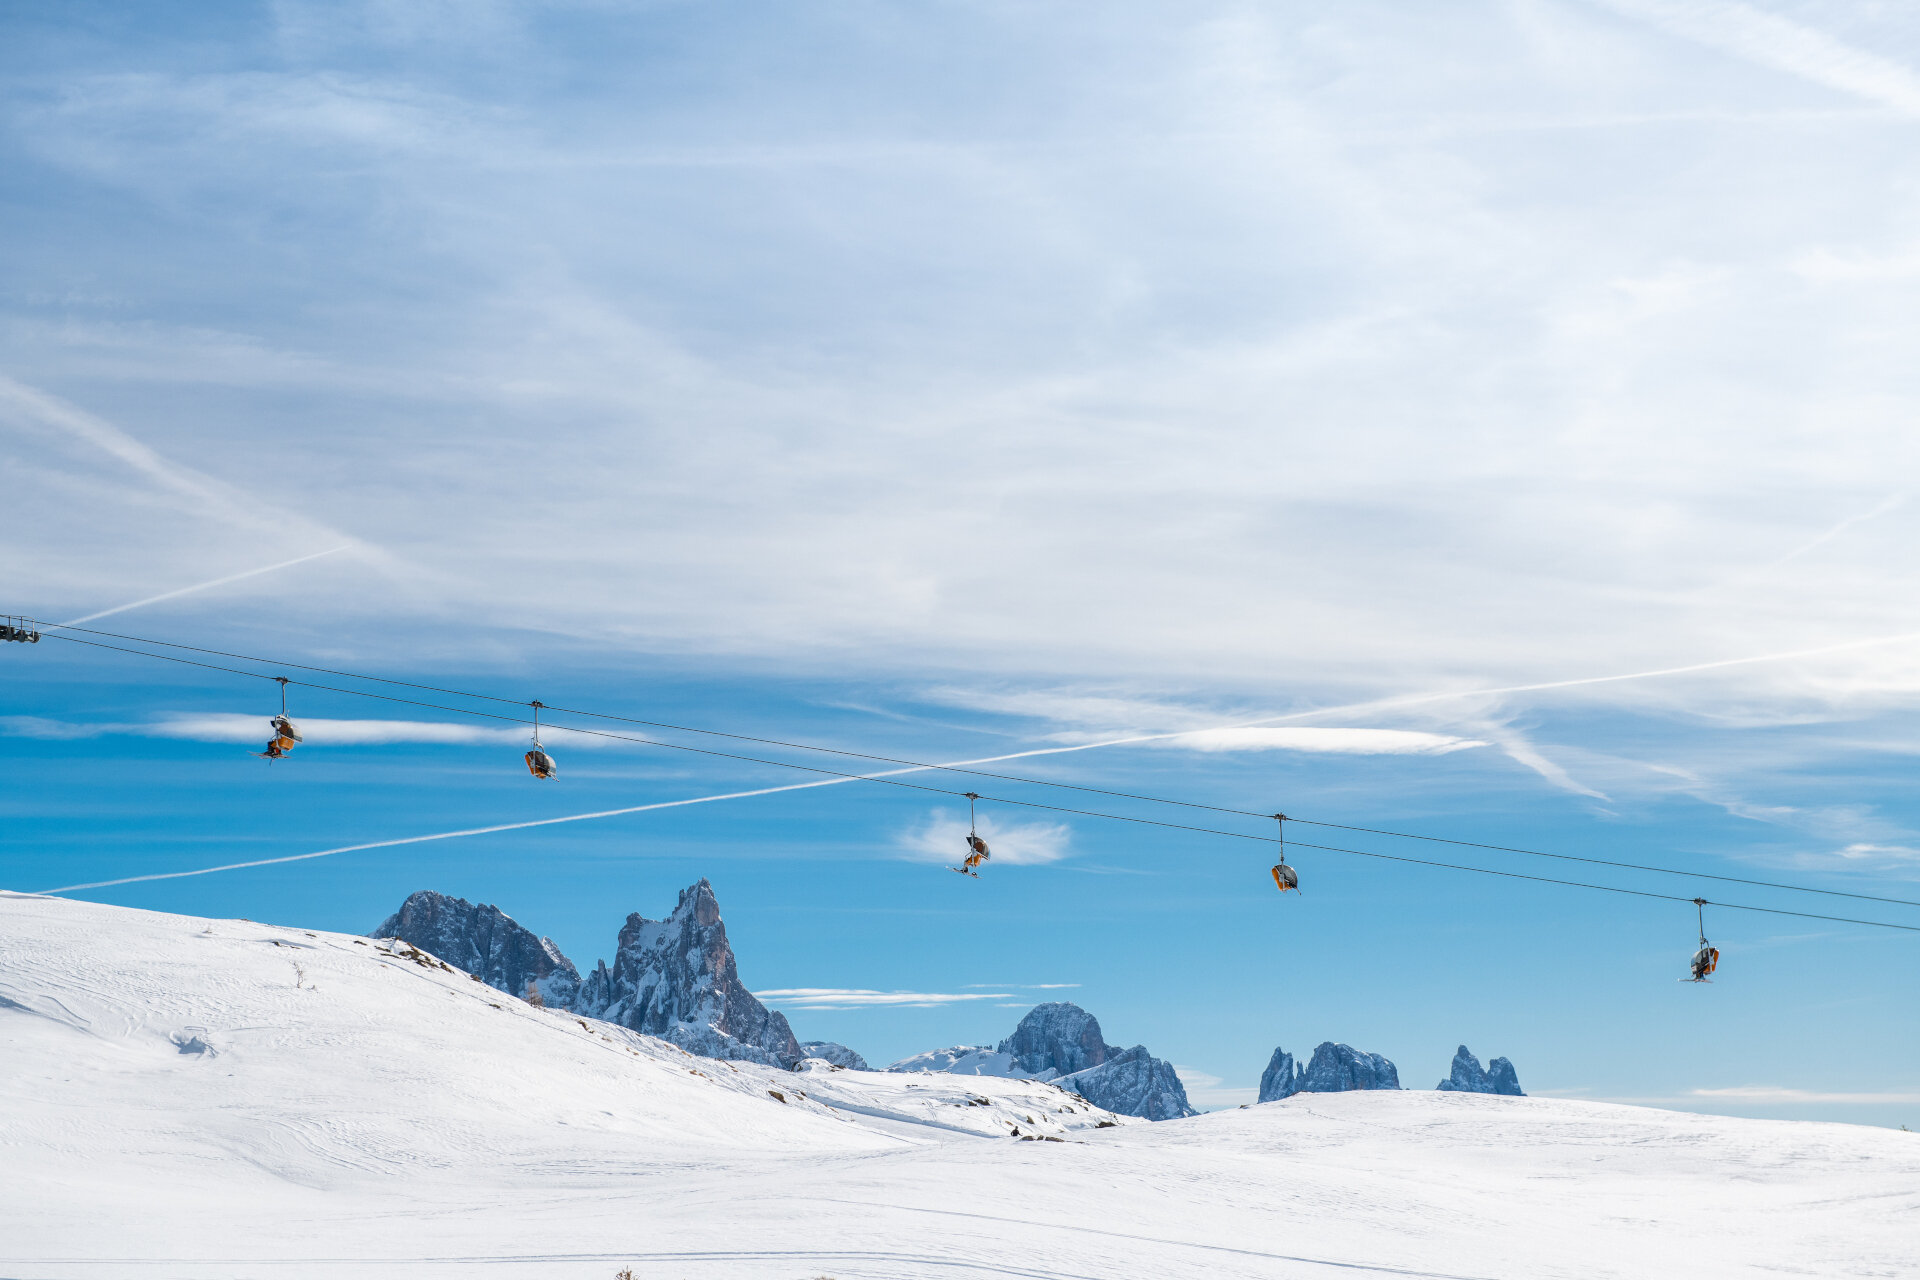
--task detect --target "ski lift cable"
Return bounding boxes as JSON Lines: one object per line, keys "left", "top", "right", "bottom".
{"left": 39, "top": 623, "right": 1920, "bottom": 933}
{"left": 30, "top": 623, "right": 1920, "bottom": 917}
{"left": 35, "top": 622, "right": 1920, "bottom": 911}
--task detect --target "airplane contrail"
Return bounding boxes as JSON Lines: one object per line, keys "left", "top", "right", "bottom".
{"left": 35, "top": 776, "right": 858, "bottom": 894}
{"left": 53, "top": 546, "right": 354, "bottom": 628}
{"left": 35, "top": 625, "right": 1920, "bottom": 895}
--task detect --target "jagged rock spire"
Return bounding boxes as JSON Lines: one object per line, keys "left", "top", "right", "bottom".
{"left": 574, "top": 878, "right": 803, "bottom": 1068}
{"left": 1259, "top": 1041, "right": 1402, "bottom": 1102}
{"left": 1437, "top": 1045, "right": 1525, "bottom": 1095}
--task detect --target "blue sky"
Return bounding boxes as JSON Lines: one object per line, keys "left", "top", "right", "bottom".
{"left": 5, "top": 0, "right": 1920, "bottom": 1123}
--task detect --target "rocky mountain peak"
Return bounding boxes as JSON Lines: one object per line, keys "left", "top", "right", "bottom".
{"left": 574, "top": 878, "right": 802, "bottom": 1068}
{"left": 1436, "top": 1045, "right": 1525, "bottom": 1096}
{"left": 680, "top": 877, "right": 722, "bottom": 928}
{"left": 886, "top": 1002, "right": 1197, "bottom": 1121}
{"left": 997, "top": 1002, "right": 1115, "bottom": 1077}
{"left": 1259, "top": 1041, "right": 1402, "bottom": 1102}
{"left": 372, "top": 890, "right": 580, "bottom": 1008}
{"left": 1062, "top": 1044, "right": 1197, "bottom": 1122}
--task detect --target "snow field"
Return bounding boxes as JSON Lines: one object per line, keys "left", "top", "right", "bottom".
{"left": 3, "top": 890, "right": 1917, "bottom": 1279}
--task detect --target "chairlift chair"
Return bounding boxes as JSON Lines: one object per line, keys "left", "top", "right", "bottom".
{"left": 951, "top": 793, "right": 990, "bottom": 877}
{"left": 1686, "top": 898, "right": 1719, "bottom": 982}
{"left": 256, "top": 677, "right": 301, "bottom": 759}
{"left": 1270, "top": 813, "right": 1299, "bottom": 893}
{"left": 525, "top": 701, "right": 557, "bottom": 779}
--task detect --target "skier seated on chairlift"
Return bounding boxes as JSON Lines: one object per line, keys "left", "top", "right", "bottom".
{"left": 1685, "top": 898, "right": 1718, "bottom": 982}
{"left": 255, "top": 713, "right": 302, "bottom": 760}
{"left": 952, "top": 793, "right": 991, "bottom": 877}
{"left": 956, "top": 832, "right": 990, "bottom": 877}
{"left": 525, "top": 745, "right": 557, "bottom": 779}
{"left": 254, "top": 678, "right": 302, "bottom": 761}
{"left": 523, "top": 700, "right": 557, "bottom": 779}
{"left": 1689, "top": 941, "right": 1719, "bottom": 982}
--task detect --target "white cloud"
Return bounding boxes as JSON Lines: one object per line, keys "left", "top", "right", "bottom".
{"left": 1173, "top": 1064, "right": 1259, "bottom": 1108}
{"left": 1833, "top": 843, "right": 1920, "bottom": 864}
{"left": 1162, "top": 727, "right": 1486, "bottom": 755}
{"left": 0, "top": 712, "right": 586, "bottom": 748}
{"left": 753, "top": 988, "right": 1013, "bottom": 1010}
{"left": 1689, "top": 1086, "right": 1920, "bottom": 1105}
{"left": 16, "top": 0, "right": 1920, "bottom": 746}
{"left": 898, "top": 809, "right": 1072, "bottom": 867}
{"left": 1597, "top": 0, "right": 1920, "bottom": 115}
{"left": 147, "top": 713, "right": 536, "bottom": 746}
{"left": 0, "top": 716, "right": 112, "bottom": 741}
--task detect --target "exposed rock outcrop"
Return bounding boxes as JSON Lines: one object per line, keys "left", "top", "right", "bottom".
{"left": 574, "top": 879, "right": 804, "bottom": 1068}
{"left": 1259, "top": 1048, "right": 1299, "bottom": 1104}
{"left": 1436, "top": 1045, "right": 1525, "bottom": 1096}
{"left": 373, "top": 880, "right": 802, "bottom": 1069}
{"left": 371, "top": 890, "right": 581, "bottom": 1007}
{"left": 1058, "top": 1044, "right": 1196, "bottom": 1121}
{"left": 998, "top": 1002, "right": 1115, "bottom": 1077}
{"left": 1259, "top": 1041, "right": 1402, "bottom": 1102}
{"left": 889, "top": 1003, "right": 1196, "bottom": 1120}
{"left": 800, "top": 1040, "right": 869, "bottom": 1070}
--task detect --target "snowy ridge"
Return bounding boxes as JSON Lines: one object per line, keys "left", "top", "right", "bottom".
{"left": 888, "top": 1045, "right": 1025, "bottom": 1076}
{"left": 6, "top": 890, "right": 1919, "bottom": 1279}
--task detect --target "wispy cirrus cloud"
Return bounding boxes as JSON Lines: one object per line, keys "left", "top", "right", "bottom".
{"left": 898, "top": 809, "right": 1072, "bottom": 866}
{"left": 1597, "top": 0, "right": 1920, "bottom": 115}
{"left": 1539, "top": 1085, "right": 1920, "bottom": 1105}
{"left": 1833, "top": 842, "right": 1920, "bottom": 864}
{"left": 146, "top": 713, "right": 533, "bottom": 746}
{"left": 0, "top": 712, "right": 589, "bottom": 748}
{"left": 1687, "top": 1085, "right": 1920, "bottom": 1105}
{"left": 1172, "top": 1064, "right": 1258, "bottom": 1109}
{"left": 1161, "top": 727, "right": 1486, "bottom": 755}
{"left": 754, "top": 988, "right": 1013, "bottom": 1010}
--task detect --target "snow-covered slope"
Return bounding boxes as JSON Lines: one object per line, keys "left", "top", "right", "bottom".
{"left": 5, "top": 890, "right": 1918, "bottom": 1279}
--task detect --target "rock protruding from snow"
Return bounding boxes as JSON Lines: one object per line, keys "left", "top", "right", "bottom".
{"left": 372, "top": 890, "right": 581, "bottom": 1008}
{"left": 574, "top": 879, "right": 804, "bottom": 1068}
{"left": 1057, "top": 1045, "right": 1197, "bottom": 1121}
{"left": 1260, "top": 1048, "right": 1298, "bottom": 1103}
{"left": 997, "top": 1002, "right": 1117, "bottom": 1077}
{"left": 800, "top": 1041, "right": 869, "bottom": 1070}
{"left": 1437, "top": 1045, "right": 1525, "bottom": 1096}
{"left": 1260, "top": 1041, "right": 1402, "bottom": 1101}
{"left": 889, "top": 1004, "right": 1196, "bottom": 1121}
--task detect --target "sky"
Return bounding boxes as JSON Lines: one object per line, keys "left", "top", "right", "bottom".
{"left": 4, "top": 0, "right": 1920, "bottom": 1124}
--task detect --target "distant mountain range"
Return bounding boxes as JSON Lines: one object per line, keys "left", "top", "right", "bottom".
{"left": 373, "top": 882, "right": 1522, "bottom": 1118}
{"left": 376, "top": 882, "right": 815, "bottom": 1069}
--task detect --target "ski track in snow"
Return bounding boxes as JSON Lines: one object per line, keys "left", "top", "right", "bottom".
{"left": 3, "top": 890, "right": 1918, "bottom": 1280}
